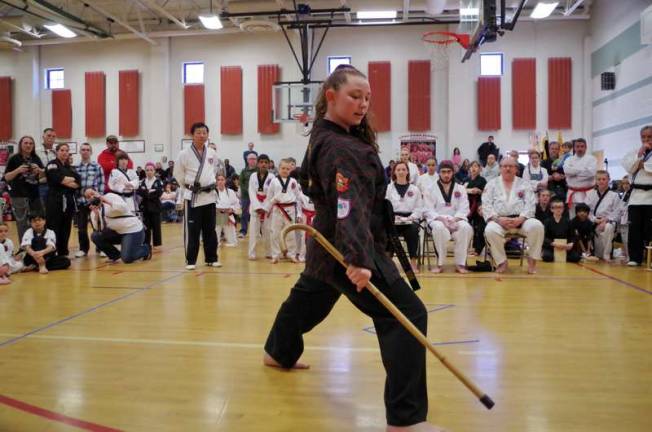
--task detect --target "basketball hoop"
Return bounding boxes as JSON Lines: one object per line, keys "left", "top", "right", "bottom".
{"left": 421, "top": 31, "right": 470, "bottom": 70}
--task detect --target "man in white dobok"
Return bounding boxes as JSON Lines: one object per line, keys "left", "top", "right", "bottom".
{"left": 585, "top": 170, "right": 620, "bottom": 261}
{"left": 423, "top": 160, "right": 472, "bottom": 274}
{"left": 564, "top": 138, "right": 597, "bottom": 215}
{"left": 483, "top": 157, "right": 544, "bottom": 274}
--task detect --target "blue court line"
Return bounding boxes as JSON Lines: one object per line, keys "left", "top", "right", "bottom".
{"left": 0, "top": 272, "right": 185, "bottom": 350}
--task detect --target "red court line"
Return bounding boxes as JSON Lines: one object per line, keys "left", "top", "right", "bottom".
{"left": 577, "top": 263, "right": 652, "bottom": 296}
{"left": 0, "top": 394, "right": 123, "bottom": 432}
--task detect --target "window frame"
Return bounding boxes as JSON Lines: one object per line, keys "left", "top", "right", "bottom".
{"left": 480, "top": 53, "right": 504, "bottom": 77}
{"left": 183, "top": 62, "right": 205, "bottom": 84}
{"left": 45, "top": 68, "right": 65, "bottom": 89}
{"left": 327, "top": 56, "right": 352, "bottom": 74}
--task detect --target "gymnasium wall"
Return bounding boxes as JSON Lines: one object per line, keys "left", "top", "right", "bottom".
{"left": 0, "top": 20, "right": 589, "bottom": 169}
{"left": 590, "top": 0, "right": 652, "bottom": 179}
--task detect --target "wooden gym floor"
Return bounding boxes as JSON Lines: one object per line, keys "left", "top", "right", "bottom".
{"left": 0, "top": 222, "right": 650, "bottom": 432}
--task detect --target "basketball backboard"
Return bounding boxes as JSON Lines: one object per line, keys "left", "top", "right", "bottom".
{"left": 459, "top": 0, "right": 498, "bottom": 62}
{"left": 272, "top": 82, "right": 321, "bottom": 124}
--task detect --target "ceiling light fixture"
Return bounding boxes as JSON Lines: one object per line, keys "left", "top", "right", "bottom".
{"left": 44, "top": 23, "right": 76, "bottom": 38}
{"left": 356, "top": 10, "right": 398, "bottom": 20}
{"left": 530, "top": 2, "right": 559, "bottom": 19}
{"left": 199, "top": 1, "right": 223, "bottom": 30}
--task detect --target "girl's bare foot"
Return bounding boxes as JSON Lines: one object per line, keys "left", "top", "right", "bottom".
{"left": 455, "top": 265, "right": 469, "bottom": 274}
{"left": 39, "top": 265, "right": 48, "bottom": 274}
{"left": 387, "top": 422, "right": 449, "bottom": 432}
{"left": 495, "top": 261, "right": 508, "bottom": 273}
{"left": 0, "top": 276, "right": 10, "bottom": 285}
{"left": 263, "top": 352, "right": 309, "bottom": 370}
{"left": 430, "top": 266, "right": 442, "bottom": 274}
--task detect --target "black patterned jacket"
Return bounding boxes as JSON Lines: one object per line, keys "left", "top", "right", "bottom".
{"left": 301, "top": 119, "right": 401, "bottom": 286}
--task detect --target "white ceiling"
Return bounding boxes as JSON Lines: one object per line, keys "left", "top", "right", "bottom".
{"left": 0, "top": 0, "right": 591, "bottom": 45}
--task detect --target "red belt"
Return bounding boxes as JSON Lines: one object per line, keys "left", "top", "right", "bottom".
{"left": 567, "top": 185, "right": 594, "bottom": 208}
{"left": 302, "top": 209, "right": 316, "bottom": 225}
{"left": 275, "top": 203, "right": 296, "bottom": 222}
{"left": 256, "top": 194, "right": 266, "bottom": 222}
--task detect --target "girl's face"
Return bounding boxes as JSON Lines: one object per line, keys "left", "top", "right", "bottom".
{"left": 470, "top": 163, "right": 481, "bottom": 176}
{"left": 145, "top": 166, "right": 155, "bottom": 177}
{"left": 530, "top": 153, "right": 540, "bottom": 165}
{"left": 118, "top": 158, "right": 129, "bottom": 170}
{"left": 57, "top": 145, "right": 69, "bottom": 162}
{"left": 551, "top": 202, "right": 564, "bottom": 217}
{"left": 326, "top": 75, "right": 371, "bottom": 129}
{"left": 216, "top": 176, "right": 226, "bottom": 188}
{"left": 20, "top": 138, "right": 35, "bottom": 154}
{"left": 394, "top": 164, "right": 408, "bottom": 181}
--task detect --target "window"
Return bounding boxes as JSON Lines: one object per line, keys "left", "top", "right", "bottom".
{"left": 183, "top": 62, "right": 204, "bottom": 84}
{"left": 328, "top": 56, "right": 351, "bottom": 74}
{"left": 46, "top": 68, "right": 64, "bottom": 89}
{"left": 480, "top": 53, "right": 503, "bottom": 76}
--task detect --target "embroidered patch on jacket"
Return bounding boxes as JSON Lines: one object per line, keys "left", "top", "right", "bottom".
{"left": 517, "top": 190, "right": 525, "bottom": 199}
{"left": 407, "top": 191, "right": 414, "bottom": 198}
{"left": 335, "top": 172, "right": 350, "bottom": 193}
{"left": 454, "top": 191, "right": 461, "bottom": 198}
{"left": 208, "top": 158, "right": 214, "bottom": 165}
{"left": 291, "top": 182, "right": 296, "bottom": 190}
{"left": 337, "top": 198, "right": 351, "bottom": 219}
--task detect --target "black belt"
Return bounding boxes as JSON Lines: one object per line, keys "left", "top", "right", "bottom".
{"left": 185, "top": 183, "right": 216, "bottom": 193}
{"left": 118, "top": 192, "right": 134, "bottom": 197}
{"left": 394, "top": 211, "right": 412, "bottom": 217}
{"left": 631, "top": 184, "right": 652, "bottom": 191}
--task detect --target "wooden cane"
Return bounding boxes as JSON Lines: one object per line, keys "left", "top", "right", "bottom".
{"left": 280, "top": 224, "right": 495, "bottom": 410}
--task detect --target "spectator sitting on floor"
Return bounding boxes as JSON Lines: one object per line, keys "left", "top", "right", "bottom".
{"left": 542, "top": 197, "right": 581, "bottom": 263}
{"left": 21, "top": 213, "right": 71, "bottom": 273}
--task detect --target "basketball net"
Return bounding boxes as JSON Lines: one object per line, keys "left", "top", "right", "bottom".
{"left": 422, "top": 31, "right": 470, "bottom": 71}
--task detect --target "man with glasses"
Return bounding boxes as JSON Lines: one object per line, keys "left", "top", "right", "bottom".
{"left": 482, "top": 157, "right": 544, "bottom": 274}
{"left": 74, "top": 143, "right": 105, "bottom": 258}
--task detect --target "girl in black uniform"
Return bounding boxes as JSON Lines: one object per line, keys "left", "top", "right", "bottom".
{"left": 45, "top": 143, "right": 81, "bottom": 257}
{"left": 137, "top": 163, "right": 164, "bottom": 248}
{"left": 263, "top": 66, "right": 442, "bottom": 431}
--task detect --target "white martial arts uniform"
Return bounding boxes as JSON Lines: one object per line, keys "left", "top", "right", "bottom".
{"left": 385, "top": 182, "right": 423, "bottom": 222}
{"left": 0, "top": 238, "right": 23, "bottom": 274}
{"left": 296, "top": 186, "right": 314, "bottom": 261}
{"left": 522, "top": 163, "right": 549, "bottom": 192}
{"left": 482, "top": 163, "right": 500, "bottom": 181}
{"left": 407, "top": 162, "right": 420, "bottom": 185}
{"left": 216, "top": 187, "right": 241, "bottom": 247}
{"left": 109, "top": 168, "right": 140, "bottom": 214}
{"left": 248, "top": 171, "right": 273, "bottom": 259}
{"left": 564, "top": 154, "right": 597, "bottom": 212}
{"left": 482, "top": 176, "right": 544, "bottom": 264}
{"left": 416, "top": 172, "right": 439, "bottom": 200}
{"left": 423, "top": 181, "right": 473, "bottom": 267}
{"left": 585, "top": 188, "right": 620, "bottom": 260}
{"left": 264, "top": 175, "right": 302, "bottom": 260}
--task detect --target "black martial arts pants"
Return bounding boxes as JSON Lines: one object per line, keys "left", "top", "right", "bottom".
{"left": 264, "top": 271, "right": 428, "bottom": 427}
{"left": 627, "top": 204, "right": 652, "bottom": 264}
{"left": 184, "top": 201, "right": 218, "bottom": 265}
{"left": 395, "top": 223, "right": 420, "bottom": 258}
{"left": 143, "top": 210, "right": 162, "bottom": 247}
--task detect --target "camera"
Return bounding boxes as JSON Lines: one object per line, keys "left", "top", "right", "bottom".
{"left": 22, "top": 160, "right": 38, "bottom": 185}
{"left": 89, "top": 197, "right": 102, "bottom": 207}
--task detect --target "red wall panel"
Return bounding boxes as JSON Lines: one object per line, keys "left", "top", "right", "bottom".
{"left": 408, "top": 60, "right": 431, "bottom": 132}
{"left": 477, "top": 77, "right": 501, "bottom": 131}
{"left": 52, "top": 89, "right": 72, "bottom": 139}
{"left": 257, "top": 65, "right": 280, "bottom": 134}
{"left": 548, "top": 57, "right": 572, "bottom": 130}
{"left": 85, "top": 71, "right": 105, "bottom": 138}
{"left": 0, "top": 77, "right": 11, "bottom": 140}
{"left": 184, "top": 84, "right": 205, "bottom": 135}
{"left": 368, "top": 61, "right": 391, "bottom": 132}
{"left": 512, "top": 58, "right": 536, "bottom": 130}
{"left": 221, "top": 66, "right": 243, "bottom": 135}
{"left": 119, "top": 70, "right": 139, "bottom": 137}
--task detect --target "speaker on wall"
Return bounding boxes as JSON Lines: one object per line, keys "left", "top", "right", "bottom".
{"left": 601, "top": 72, "right": 616, "bottom": 90}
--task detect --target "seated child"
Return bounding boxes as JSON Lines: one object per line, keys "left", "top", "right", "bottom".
{"left": 570, "top": 203, "right": 597, "bottom": 261}
{"left": 542, "top": 198, "right": 581, "bottom": 263}
{"left": 22, "top": 214, "right": 71, "bottom": 273}
{"left": 0, "top": 223, "right": 24, "bottom": 281}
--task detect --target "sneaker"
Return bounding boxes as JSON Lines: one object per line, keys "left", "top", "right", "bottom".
{"left": 74, "top": 251, "right": 87, "bottom": 258}
{"left": 207, "top": 261, "right": 222, "bottom": 268}
{"left": 238, "top": 233, "right": 245, "bottom": 239}
{"left": 626, "top": 261, "right": 640, "bottom": 267}
{"left": 100, "top": 251, "right": 107, "bottom": 257}
{"left": 185, "top": 264, "right": 196, "bottom": 270}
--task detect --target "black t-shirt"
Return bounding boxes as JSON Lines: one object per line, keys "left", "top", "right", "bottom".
{"left": 4, "top": 154, "right": 44, "bottom": 198}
